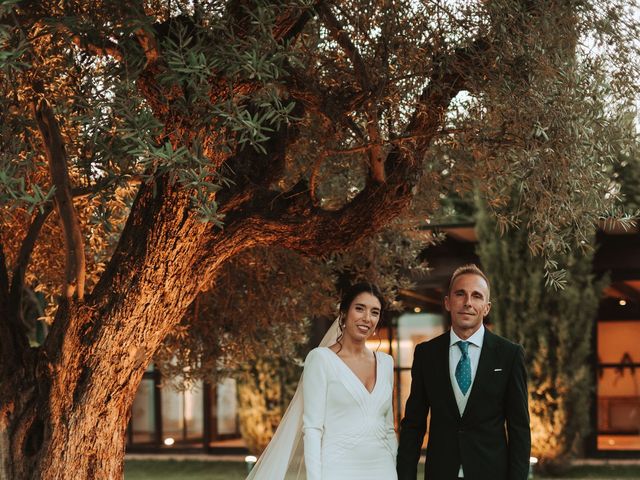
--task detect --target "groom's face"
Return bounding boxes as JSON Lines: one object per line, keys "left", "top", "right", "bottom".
{"left": 445, "top": 273, "right": 491, "bottom": 338}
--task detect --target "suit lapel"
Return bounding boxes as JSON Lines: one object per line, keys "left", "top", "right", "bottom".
{"left": 461, "top": 328, "right": 497, "bottom": 420}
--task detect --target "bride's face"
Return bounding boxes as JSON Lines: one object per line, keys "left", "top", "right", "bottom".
{"left": 343, "top": 292, "right": 382, "bottom": 342}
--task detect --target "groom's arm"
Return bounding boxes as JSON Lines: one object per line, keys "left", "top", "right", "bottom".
{"left": 505, "top": 345, "right": 531, "bottom": 480}
{"left": 397, "top": 343, "right": 429, "bottom": 480}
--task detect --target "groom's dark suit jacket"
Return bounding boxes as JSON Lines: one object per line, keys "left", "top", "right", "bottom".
{"left": 397, "top": 328, "right": 531, "bottom": 480}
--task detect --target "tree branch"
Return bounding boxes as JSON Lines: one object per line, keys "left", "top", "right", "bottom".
{"left": 223, "top": 39, "right": 493, "bottom": 256}
{"left": 317, "top": 3, "right": 385, "bottom": 182}
{"left": 7, "top": 205, "right": 54, "bottom": 320}
{"left": 406, "top": 38, "right": 492, "bottom": 153}
{"left": 135, "top": 27, "right": 159, "bottom": 64}
{"left": 0, "top": 206, "right": 52, "bottom": 378}
{"left": 288, "top": 70, "right": 366, "bottom": 140}
{"left": 272, "top": 0, "right": 320, "bottom": 43}
{"left": 317, "top": 3, "right": 372, "bottom": 91}
{"left": 33, "top": 95, "right": 86, "bottom": 301}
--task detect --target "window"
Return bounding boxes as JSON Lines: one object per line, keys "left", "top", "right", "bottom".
{"left": 215, "top": 378, "right": 238, "bottom": 435}
{"left": 130, "top": 378, "right": 156, "bottom": 443}
{"left": 161, "top": 380, "right": 205, "bottom": 444}
{"left": 597, "top": 321, "right": 640, "bottom": 451}
{"left": 127, "top": 371, "right": 242, "bottom": 451}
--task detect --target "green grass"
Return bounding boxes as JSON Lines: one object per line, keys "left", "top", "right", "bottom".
{"left": 124, "top": 460, "right": 640, "bottom": 480}
{"left": 124, "top": 461, "right": 247, "bottom": 480}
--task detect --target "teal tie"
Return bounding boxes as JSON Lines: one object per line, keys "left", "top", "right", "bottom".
{"left": 455, "top": 341, "right": 472, "bottom": 395}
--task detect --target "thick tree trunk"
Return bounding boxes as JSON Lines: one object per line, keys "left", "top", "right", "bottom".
{"left": 0, "top": 176, "right": 254, "bottom": 479}
{"left": 0, "top": 188, "right": 190, "bottom": 477}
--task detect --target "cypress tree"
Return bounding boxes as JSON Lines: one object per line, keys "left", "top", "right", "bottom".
{"left": 476, "top": 202, "right": 605, "bottom": 468}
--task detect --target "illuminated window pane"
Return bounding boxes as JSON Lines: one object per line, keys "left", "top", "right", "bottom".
{"left": 216, "top": 378, "right": 238, "bottom": 435}
{"left": 161, "top": 385, "right": 185, "bottom": 440}
{"left": 597, "top": 320, "right": 640, "bottom": 451}
{"left": 131, "top": 379, "right": 155, "bottom": 443}
{"left": 598, "top": 322, "right": 640, "bottom": 363}
{"left": 185, "top": 381, "right": 204, "bottom": 440}
{"left": 161, "top": 380, "right": 205, "bottom": 442}
{"left": 396, "top": 313, "right": 444, "bottom": 368}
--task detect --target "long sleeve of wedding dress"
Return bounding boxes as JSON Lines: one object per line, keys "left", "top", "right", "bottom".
{"left": 385, "top": 367, "right": 399, "bottom": 458}
{"left": 302, "top": 349, "right": 326, "bottom": 480}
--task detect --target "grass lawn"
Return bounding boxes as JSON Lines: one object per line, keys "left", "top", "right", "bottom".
{"left": 124, "top": 460, "right": 640, "bottom": 479}
{"left": 124, "top": 460, "right": 246, "bottom": 480}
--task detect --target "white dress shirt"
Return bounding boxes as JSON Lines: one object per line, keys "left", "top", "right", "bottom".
{"left": 449, "top": 324, "right": 485, "bottom": 477}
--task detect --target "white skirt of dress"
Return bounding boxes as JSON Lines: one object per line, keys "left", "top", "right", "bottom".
{"left": 320, "top": 434, "right": 397, "bottom": 480}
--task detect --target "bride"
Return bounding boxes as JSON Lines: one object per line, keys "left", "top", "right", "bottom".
{"left": 247, "top": 282, "right": 398, "bottom": 480}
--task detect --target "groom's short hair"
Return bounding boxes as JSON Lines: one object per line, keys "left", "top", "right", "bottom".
{"left": 448, "top": 264, "right": 491, "bottom": 300}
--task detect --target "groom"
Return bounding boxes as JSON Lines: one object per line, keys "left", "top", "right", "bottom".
{"left": 397, "top": 264, "right": 531, "bottom": 480}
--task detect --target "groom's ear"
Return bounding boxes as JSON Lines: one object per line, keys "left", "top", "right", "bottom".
{"left": 483, "top": 301, "right": 491, "bottom": 317}
{"left": 444, "top": 295, "right": 451, "bottom": 312}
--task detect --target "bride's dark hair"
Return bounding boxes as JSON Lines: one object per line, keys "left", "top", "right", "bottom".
{"left": 340, "top": 282, "right": 387, "bottom": 314}
{"left": 339, "top": 282, "right": 386, "bottom": 314}
{"left": 336, "top": 282, "right": 386, "bottom": 351}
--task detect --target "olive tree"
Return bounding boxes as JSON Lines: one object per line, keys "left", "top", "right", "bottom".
{"left": 0, "top": 0, "right": 638, "bottom": 477}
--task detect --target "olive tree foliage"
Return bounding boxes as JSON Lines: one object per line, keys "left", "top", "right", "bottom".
{"left": 424, "top": 1, "right": 640, "bottom": 286}
{"left": 612, "top": 139, "right": 640, "bottom": 213}
{"left": 1, "top": 0, "right": 637, "bottom": 292}
{"left": 0, "top": 0, "right": 640, "bottom": 475}
{"left": 0, "top": 0, "right": 634, "bottom": 341}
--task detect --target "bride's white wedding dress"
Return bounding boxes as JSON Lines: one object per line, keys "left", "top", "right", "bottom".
{"left": 245, "top": 318, "right": 398, "bottom": 480}
{"left": 302, "top": 347, "right": 398, "bottom": 480}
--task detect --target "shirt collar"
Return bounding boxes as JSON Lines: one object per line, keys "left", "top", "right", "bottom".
{"left": 450, "top": 324, "right": 485, "bottom": 348}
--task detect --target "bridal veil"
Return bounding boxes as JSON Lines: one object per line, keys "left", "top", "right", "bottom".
{"left": 245, "top": 318, "right": 341, "bottom": 480}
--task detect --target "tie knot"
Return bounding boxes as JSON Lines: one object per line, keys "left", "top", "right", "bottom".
{"left": 457, "top": 341, "right": 470, "bottom": 355}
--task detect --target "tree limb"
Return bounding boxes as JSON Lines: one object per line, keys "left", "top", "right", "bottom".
{"left": 317, "top": 3, "right": 385, "bottom": 182}
{"left": 220, "top": 39, "right": 493, "bottom": 256}
{"left": 33, "top": 96, "right": 86, "bottom": 301}
{"left": 3, "top": 175, "right": 134, "bottom": 311}
{"left": 135, "top": 27, "right": 159, "bottom": 64}
{"left": 406, "top": 38, "right": 492, "bottom": 153}
{"left": 288, "top": 70, "right": 366, "bottom": 140}
{"left": 7, "top": 205, "right": 54, "bottom": 320}
{"left": 317, "top": 3, "right": 372, "bottom": 92}
{"left": 0, "top": 206, "right": 52, "bottom": 381}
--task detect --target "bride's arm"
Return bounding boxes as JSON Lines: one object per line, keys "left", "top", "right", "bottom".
{"left": 302, "top": 349, "right": 327, "bottom": 480}
{"left": 385, "top": 355, "right": 399, "bottom": 457}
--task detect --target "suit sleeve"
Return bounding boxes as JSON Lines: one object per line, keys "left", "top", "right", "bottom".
{"left": 303, "top": 349, "right": 327, "bottom": 480}
{"left": 505, "top": 345, "right": 531, "bottom": 480}
{"left": 397, "top": 343, "right": 430, "bottom": 480}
